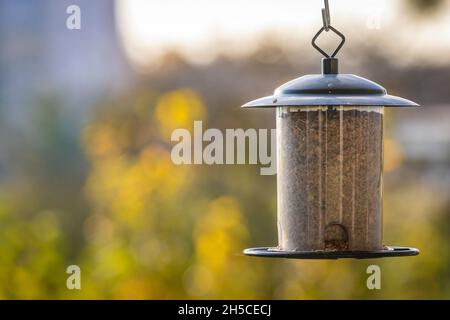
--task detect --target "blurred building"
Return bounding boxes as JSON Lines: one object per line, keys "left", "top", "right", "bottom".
{"left": 395, "top": 105, "right": 450, "bottom": 164}
{"left": 393, "top": 105, "right": 450, "bottom": 194}
{"left": 0, "top": 0, "right": 131, "bottom": 122}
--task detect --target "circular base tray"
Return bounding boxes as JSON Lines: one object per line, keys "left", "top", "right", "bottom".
{"left": 243, "top": 246, "right": 419, "bottom": 259}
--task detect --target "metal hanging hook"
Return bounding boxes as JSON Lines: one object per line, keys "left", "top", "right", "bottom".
{"left": 322, "top": 0, "right": 331, "bottom": 31}
{"left": 312, "top": 0, "right": 346, "bottom": 58}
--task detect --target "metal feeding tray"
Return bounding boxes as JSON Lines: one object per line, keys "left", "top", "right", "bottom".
{"left": 244, "top": 246, "right": 420, "bottom": 260}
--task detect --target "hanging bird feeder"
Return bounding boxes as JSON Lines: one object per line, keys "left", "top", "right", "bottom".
{"left": 243, "top": 0, "right": 420, "bottom": 259}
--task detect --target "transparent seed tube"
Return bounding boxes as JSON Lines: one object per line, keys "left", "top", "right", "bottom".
{"left": 276, "top": 106, "right": 383, "bottom": 252}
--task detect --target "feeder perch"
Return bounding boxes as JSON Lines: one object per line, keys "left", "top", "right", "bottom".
{"left": 242, "top": 0, "right": 420, "bottom": 259}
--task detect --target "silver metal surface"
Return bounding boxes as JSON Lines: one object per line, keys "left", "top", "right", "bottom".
{"left": 242, "top": 74, "right": 420, "bottom": 108}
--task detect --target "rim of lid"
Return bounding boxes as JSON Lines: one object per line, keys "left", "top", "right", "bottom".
{"left": 242, "top": 74, "right": 420, "bottom": 108}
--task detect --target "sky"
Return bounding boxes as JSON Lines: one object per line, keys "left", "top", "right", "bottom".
{"left": 115, "top": 0, "right": 450, "bottom": 69}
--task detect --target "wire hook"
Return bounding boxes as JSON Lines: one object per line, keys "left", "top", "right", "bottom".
{"left": 322, "top": 0, "right": 330, "bottom": 31}
{"left": 311, "top": 0, "right": 346, "bottom": 58}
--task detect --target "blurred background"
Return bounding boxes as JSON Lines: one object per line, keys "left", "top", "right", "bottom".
{"left": 0, "top": 0, "right": 449, "bottom": 299}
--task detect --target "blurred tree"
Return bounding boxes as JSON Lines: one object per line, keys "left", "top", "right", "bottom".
{"left": 405, "top": 0, "right": 446, "bottom": 16}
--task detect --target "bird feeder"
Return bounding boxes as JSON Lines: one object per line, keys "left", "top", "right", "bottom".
{"left": 243, "top": 1, "right": 420, "bottom": 259}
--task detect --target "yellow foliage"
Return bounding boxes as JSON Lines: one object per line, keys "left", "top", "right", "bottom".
{"left": 83, "top": 122, "right": 125, "bottom": 159}
{"left": 194, "top": 197, "right": 248, "bottom": 271}
{"left": 155, "top": 89, "right": 206, "bottom": 141}
{"left": 185, "top": 196, "right": 266, "bottom": 299}
{"left": 384, "top": 138, "right": 404, "bottom": 172}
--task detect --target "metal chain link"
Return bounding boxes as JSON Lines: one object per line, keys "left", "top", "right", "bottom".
{"left": 311, "top": 0, "right": 346, "bottom": 58}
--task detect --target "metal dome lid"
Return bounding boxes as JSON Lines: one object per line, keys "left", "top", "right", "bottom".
{"left": 242, "top": 59, "right": 420, "bottom": 108}
{"left": 242, "top": 0, "right": 420, "bottom": 109}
